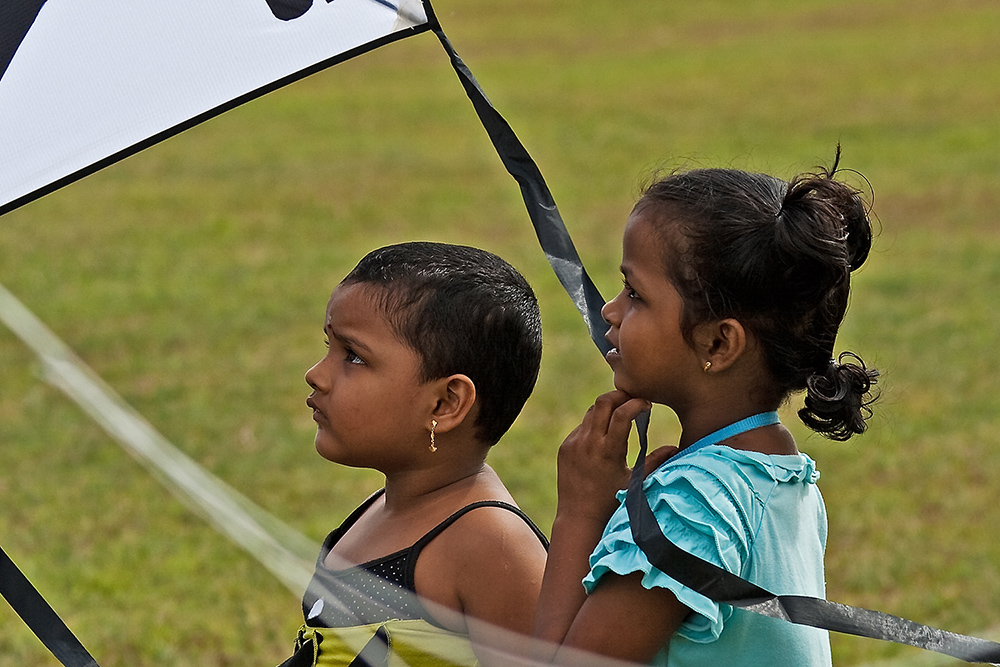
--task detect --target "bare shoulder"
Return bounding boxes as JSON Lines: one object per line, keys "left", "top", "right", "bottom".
{"left": 414, "top": 499, "right": 548, "bottom": 634}
{"left": 455, "top": 501, "right": 546, "bottom": 553}
{"left": 448, "top": 466, "right": 547, "bottom": 555}
{"left": 426, "top": 466, "right": 547, "bottom": 566}
{"left": 425, "top": 500, "right": 547, "bottom": 575}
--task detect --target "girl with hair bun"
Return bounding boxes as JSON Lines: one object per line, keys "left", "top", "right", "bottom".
{"left": 534, "top": 150, "right": 878, "bottom": 666}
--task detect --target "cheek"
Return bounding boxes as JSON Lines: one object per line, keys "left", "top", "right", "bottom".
{"left": 620, "top": 321, "right": 666, "bottom": 377}
{"left": 325, "top": 384, "right": 360, "bottom": 416}
{"left": 617, "top": 311, "right": 645, "bottom": 351}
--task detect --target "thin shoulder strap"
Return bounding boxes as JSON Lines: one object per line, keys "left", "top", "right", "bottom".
{"left": 317, "top": 488, "right": 386, "bottom": 564}
{"left": 403, "top": 500, "right": 548, "bottom": 586}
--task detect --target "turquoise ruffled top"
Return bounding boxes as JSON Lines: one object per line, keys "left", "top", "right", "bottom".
{"left": 582, "top": 445, "right": 832, "bottom": 667}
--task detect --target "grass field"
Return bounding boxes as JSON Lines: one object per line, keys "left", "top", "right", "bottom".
{"left": 3, "top": 0, "right": 1000, "bottom": 665}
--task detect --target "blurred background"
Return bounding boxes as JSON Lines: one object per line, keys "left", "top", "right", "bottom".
{"left": 2, "top": 0, "right": 999, "bottom": 664}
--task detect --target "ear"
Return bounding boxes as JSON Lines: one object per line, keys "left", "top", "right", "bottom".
{"left": 692, "top": 318, "right": 748, "bottom": 373}
{"left": 428, "top": 374, "right": 477, "bottom": 434}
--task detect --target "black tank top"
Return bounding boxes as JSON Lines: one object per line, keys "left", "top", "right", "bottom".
{"left": 300, "top": 489, "right": 548, "bottom": 628}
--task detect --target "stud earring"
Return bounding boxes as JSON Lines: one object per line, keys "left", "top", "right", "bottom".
{"left": 703, "top": 361, "right": 712, "bottom": 373}
{"left": 429, "top": 419, "right": 438, "bottom": 453}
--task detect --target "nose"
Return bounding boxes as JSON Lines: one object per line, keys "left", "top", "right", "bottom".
{"left": 602, "top": 292, "right": 623, "bottom": 327}
{"left": 305, "top": 359, "right": 324, "bottom": 391}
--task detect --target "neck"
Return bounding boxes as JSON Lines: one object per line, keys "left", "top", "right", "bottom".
{"left": 674, "top": 406, "right": 796, "bottom": 456}
{"left": 674, "top": 394, "right": 781, "bottom": 449}
{"left": 381, "top": 459, "right": 491, "bottom": 512}
{"left": 676, "top": 345, "right": 785, "bottom": 447}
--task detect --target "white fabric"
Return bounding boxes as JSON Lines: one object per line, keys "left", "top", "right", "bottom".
{"left": 0, "top": 0, "right": 428, "bottom": 210}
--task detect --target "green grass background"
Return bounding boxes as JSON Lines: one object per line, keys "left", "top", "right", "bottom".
{"left": 2, "top": 0, "right": 1000, "bottom": 664}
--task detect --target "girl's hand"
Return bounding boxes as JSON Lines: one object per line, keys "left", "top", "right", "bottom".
{"left": 536, "top": 392, "right": 677, "bottom": 652}
{"left": 556, "top": 391, "right": 656, "bottom": 523}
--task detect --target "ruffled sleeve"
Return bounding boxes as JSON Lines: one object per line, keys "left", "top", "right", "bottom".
{"left": 582, "top": 452, "right": 763, "bottom": 643}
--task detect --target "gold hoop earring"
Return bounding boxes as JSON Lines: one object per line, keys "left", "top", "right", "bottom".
{"left": 703, "top": 361, "right": 712, "bottom": 373}
{"left": 429, "top": 419, "right": 438, "bottom": 453}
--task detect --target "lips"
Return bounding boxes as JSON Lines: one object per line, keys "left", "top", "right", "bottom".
{"left": 306, "top": 396, "right": 326, "bottom": 423}
{"left": 605, "top": 346, "right": 621, "bottom": 365}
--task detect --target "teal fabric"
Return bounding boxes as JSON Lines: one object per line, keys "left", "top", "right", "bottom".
{"left": 582, "top": 445, "right": 832, "bottom": 667}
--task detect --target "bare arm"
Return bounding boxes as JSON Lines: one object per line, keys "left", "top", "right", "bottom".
{"left": 534, "top": 391, "right": 681, "bottom": 664}
{"left": 415, "top": 505, "right": 549, "bottom": 663}
{"left": 558, "top": 572, "right": 688, "bottom": 664}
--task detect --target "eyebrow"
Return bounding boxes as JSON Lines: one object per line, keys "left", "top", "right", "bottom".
{"left": 620, "top": 264, "right": 639, "bottom": 285}
{"left": 325, "top": 324, "right": 371, "bottom": 355}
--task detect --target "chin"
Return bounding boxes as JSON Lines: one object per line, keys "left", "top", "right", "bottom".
{"left": 315, "top": 440, "right": 372, "bottom": 469}
{"left": 314, "top": 437, "right": 343, "bottom": 463}
{"left": 611, "top": 375, "right": 638, "bottom": 397}
{"left": 612, "top": 378, "right": 658, "bottom": 403}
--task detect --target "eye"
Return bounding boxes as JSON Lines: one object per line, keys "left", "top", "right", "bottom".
{"left": 344, "top": 348, "right": 365, "bottom": 365}
{"left": 622, "top": 278, "right": 639, "bottom": 300}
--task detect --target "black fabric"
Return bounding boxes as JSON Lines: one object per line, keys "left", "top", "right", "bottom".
{"left": 0, "top": 544, "right": 100, "bottom": 667}
{"left": 276, "top": 637, "right": 318, "bottom": 667}
{"left": 0, "top": 0, "right": 47, "bottom": 82}
{"left": 302, "top": 489, "right": 548, "bottom": 629}
{"left": 277, "top": 624, "right": 388, "bottom": 667}
{"left": 264, "top": 0, "right": 313, "bottom": 22}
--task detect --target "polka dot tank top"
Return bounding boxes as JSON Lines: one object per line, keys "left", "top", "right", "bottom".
{"left": 300, "top": 489, "right": 548, "bottom": 628}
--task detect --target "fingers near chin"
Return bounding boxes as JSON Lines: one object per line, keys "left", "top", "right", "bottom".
{"left": 591, "top": 390, "right": 635, "bottom": 421}
{"left": 605, "top": 400, "right": 649, "bottom": 443}
{"left": 621, "top": 398, "right": 652, "bottom": 419}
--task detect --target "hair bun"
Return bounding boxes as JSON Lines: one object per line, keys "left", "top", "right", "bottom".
{"left": 777, "top": 145, "right": 874, "bottom": 277}
{"left": 826, "top": 144, "right": 873, "bottom": 272}
{"left": 841, "top": 187, "right": 872, "bottom": 272}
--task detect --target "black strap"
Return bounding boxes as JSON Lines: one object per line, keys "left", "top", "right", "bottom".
{"left": 422, "top": 2, "right": 1000, "bottom": 662}
{"left": 424, "top": 2, "right": 609, "bottom": 356}
{"left": 317, "top": 488, "right": 389, "bottom": 565}
{"left": 324, "top": 490, "right": 549, "bottom": 570}
{"left": 411, "top": 499, "right": 549, "bottom": 554}
{"left": 404, "top": 499, "right": 550, "bottom": 587}
{"left": 0, "top": 544, "right": 101, "bottom": 667}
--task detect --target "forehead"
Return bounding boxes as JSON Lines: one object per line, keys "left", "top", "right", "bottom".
{"left": 324, "top": 283, "right": 391, "bottom": 331}
{"left": 325, "top": 283, "right": 425, "bottom": 366}
{"left": 327, "top": 282, "right": 366, "bottom": 317}
{"left": 622, "top": 210, "right": 671, "bottom": 275}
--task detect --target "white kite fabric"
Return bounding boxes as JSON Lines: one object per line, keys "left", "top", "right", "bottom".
{"left": 0, "top": 0, "right": 428, "bottom": 214}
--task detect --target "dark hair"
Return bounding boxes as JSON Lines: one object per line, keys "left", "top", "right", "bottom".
{"left": 342, "top": 241, "right": 542, "bottom": 446}
{"left": 636, "top": 149, "right": 879, "bottom": 440}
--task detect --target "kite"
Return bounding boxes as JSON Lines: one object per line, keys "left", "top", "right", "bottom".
{"left": 2, "top": 0, "right": 999, "bottom": 665}
{"left": 0, "top": 0, "right": 428, "bottom": 215}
